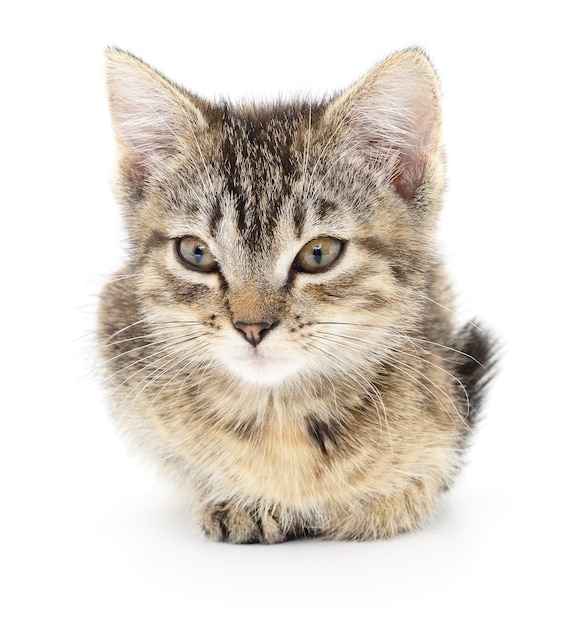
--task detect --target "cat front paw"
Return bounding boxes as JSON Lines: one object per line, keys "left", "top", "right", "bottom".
{"left": 200, "top": 502, "right": 286, "bottom": 544}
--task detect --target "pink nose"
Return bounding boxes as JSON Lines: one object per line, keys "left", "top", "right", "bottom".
{"left": 234, "top": 320, "right": 273, "bottom": 347}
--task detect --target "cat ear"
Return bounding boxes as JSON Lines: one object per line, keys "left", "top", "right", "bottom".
{"left": 105, "top": 48, "right": 209, "bottom": 186}
{"left": 325, "top": 50, "right": 442, "bottom": 202}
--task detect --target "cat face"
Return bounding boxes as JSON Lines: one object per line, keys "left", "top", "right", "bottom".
{"left": 105, "top": 50, "right": 444, "bottom": 387}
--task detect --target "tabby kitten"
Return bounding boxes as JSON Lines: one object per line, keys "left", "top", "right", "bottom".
{"left": 99, "top": 48, "right": 494, "bottom": 543}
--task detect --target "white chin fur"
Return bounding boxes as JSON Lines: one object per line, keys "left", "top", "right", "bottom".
{"left": 223, "top": 348, "right": 303, "bottom": 386}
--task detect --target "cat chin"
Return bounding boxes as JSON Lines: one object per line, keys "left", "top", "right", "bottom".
{"left": 222, "top": 350, "right": 303, "bottom": 386}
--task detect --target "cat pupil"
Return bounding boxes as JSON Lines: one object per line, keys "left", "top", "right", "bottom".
{"left": 194, "top": 245, "right": 204, "bottom": 264}
{"left": 313, "top": 245, "right": 322, "bottom": 264}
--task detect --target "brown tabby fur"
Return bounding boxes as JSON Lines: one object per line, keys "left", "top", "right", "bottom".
{"left": 98, "top": 48, "right": 495, "bottom": 543}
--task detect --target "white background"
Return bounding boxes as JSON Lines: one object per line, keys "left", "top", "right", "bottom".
{"left": 2, "top": 1, "right": 574, "bottom": 624}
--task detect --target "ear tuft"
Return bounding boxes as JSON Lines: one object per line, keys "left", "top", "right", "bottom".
{"left": 326, "top": 50, "right": 443, "bottom": 201}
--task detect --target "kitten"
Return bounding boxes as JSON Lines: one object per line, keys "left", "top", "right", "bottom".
{"left": 99, "top": 48, "right": 495, "bottom": 543}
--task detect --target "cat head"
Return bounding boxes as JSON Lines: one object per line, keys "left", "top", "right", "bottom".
{"left": 105, "top": 49, "right": 445, "bottom": 386}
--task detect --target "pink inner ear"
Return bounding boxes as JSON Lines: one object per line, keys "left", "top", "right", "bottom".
{"left": 342, "top": 101, "right": 439, "bottom": 202}
{"left": 334, "top": 56, "right": 442, "bottom": 203}
{"left": 117, "top": 126, "right": 177, "bottom": 181}
{"left": 106, "top": 54, "right": 202, "bottom": 186}
{"left": 119, "top": 149, "right": 152, "bottom": 192}
{"left": 350, "top": 123, "right": 431, "bottom": 202}
{"left": 390, "top": 146, "right": 428, "bottom": 202}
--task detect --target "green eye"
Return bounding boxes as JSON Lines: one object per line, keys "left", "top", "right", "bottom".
{"left": 294, "top": 237, "right": 344, "bottom": 274}
{"left": 176, "top": 237, "right": 218, "bottom": 272}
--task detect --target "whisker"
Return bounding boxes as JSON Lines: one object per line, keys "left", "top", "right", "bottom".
{"left": 312, "top": 322, "right": 484, "bottom": 365}
{"left": 109, "top": 338, "right": 212, "bottom": 424}
{"left": 311, "top": 330, "right": 470, "bottom": 430}
{"left": 383, "top": 351, "right": 471, "bottom": 428}
{"left": 103, "top": 332, "right": 207, "bottom": 389}
{"left": 304, "top": 336, "right": 392, "bottom": 451}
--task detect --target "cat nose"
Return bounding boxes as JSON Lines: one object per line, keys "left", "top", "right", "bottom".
{"left": 234, "top": 320, "right": 274, "bottom": 347}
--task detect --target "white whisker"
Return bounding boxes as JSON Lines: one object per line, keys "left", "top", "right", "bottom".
{"left": 311, "top": 327, "right": 471, "bottom": 430}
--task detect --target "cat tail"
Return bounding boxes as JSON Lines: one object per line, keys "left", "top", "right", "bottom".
{"left": 454, "top": 322, "right": 499, "bottom": 425}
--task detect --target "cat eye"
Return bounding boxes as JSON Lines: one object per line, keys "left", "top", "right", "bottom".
{"left": 293, "top": 237, "right": 344, "bottom": 274}
{"left": 176, "top": 237, "right": 218, "bottom": 272}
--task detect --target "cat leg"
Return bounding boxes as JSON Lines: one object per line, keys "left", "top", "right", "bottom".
{"left": 322, "top": 482, "right": 442, "bottom": 541}
{"left": 199, "top": 501, "right": 286, "bottom": 544}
